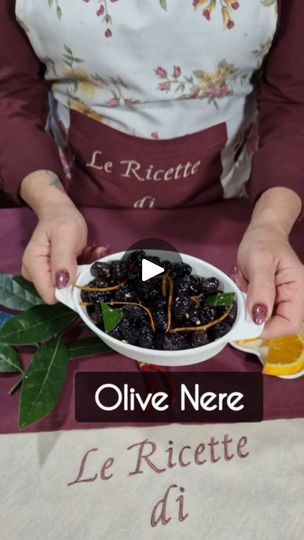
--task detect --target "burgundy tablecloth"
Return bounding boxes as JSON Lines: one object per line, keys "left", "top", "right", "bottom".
{"left": 0, "top": 200, "right": 303, "bottom": 433}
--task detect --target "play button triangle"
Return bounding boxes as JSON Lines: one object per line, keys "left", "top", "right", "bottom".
{"left": 141, "top": 258, "right": 164, "bottom": 282}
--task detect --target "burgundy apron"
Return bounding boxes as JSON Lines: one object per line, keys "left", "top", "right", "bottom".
{"left": 67, "top": 110, "right": 227, "bottom": 209}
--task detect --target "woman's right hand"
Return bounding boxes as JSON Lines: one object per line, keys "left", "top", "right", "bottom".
{"left": 22, "top": 203, "right": 88, "bottom": 304}
{"left": 20, "top": 170, "right": 108, "bottom": 304}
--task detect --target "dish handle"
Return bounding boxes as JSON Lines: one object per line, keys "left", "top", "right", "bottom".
{"left": 55, "top": 264, "right": 91, "bottom": 313}
{"left": 229, "top": 292, "right": 265, "bottom": 341}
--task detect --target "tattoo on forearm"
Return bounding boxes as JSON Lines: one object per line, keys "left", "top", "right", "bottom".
{"left": 49, "top": 177, "right": 64, "bottom": 190}
{"left": 46, "top": 171, "right": 65, "bottom": 192}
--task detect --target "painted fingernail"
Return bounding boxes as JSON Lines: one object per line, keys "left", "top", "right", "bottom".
{"left": 55, "top": 270, "right": 70, "bottom": 289}
{"left": 252, "top": 304, "right": 268, "bottom": 325}
{"left": 98, "top": 244, "right": 111, "bottom": 257}
{"left": 231, "top": 266, "right": 239, "bottom": 279}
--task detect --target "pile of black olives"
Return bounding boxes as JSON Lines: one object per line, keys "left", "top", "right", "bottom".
{"left": 79, "top": 250, "right": 237, "bottom": 351}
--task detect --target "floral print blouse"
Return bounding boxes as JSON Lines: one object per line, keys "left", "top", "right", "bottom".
{"left": 0, "top": 0, "right": 304, "bottom": 208}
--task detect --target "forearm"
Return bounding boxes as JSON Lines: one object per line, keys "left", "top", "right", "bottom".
{"left": 20, "top": 170, "right": 75, "bottom": 216}
{"left": 0, "top": 2, "right": 65, "bottom": 203}
{"left": 248, "top": 187, "right": 302, "bottom": 236}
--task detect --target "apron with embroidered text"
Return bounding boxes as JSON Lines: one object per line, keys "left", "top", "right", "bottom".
{"left": 16, "top": 0, "right": 278, "bottom": 209}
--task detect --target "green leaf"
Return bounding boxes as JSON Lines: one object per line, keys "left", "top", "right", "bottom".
{"left": 102, "top": 304, "right": 124, "bottom": 333}
{"left": 174, "top": 82, "right": 184, "bottom": 93}
{"left": 190, "top": 85, "right": 201, "bottom": 94}
{"left": 64, "top": 44, "right": 73, "bottom": 55}
{"left": 0, "top": 273, "right": 43, "bottom": 311}
{"left": 19, "top": 336, "right": 69, "bottom": 429}
{"left": 9, "top": 376, "right": 24, "bottom": 395}
{"left": 13, "top": 276, "right": 42, "bottom": 299}
{"left": 0, "top": 344, "right": 23, "bottom": 373}
{"left": 63, "top": 60, "right": 73, "bottom": 68}
{"left": 0, "top": 304, "right": 76, "bottom": 345}
{"left": 68, "top": 337, "right": 112, "bottom": 359}
{"left": 204, "top": 293, "right": 237, "bottom": 307}
{"left": 193, "top": 70, "right": 205, "bottom": 79}
{"left": 184, "top": 76, "right": 193, "bottom": 83}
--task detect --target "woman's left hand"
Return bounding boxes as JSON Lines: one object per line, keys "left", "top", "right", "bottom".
{"left": 235, "top": 223, "right": 304, "bottom": 340}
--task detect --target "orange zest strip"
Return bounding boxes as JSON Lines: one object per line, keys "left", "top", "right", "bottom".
{"left": 162, "top": 272, "right": 169, "bottom": 297}
{"left": 166, "top": 276, "right": 174, "bottom": 333}
{"left": 75, "top": 281, "right": 126, "bottom": 293}
{"left": 169, "top": 304, "right": 233, "bottom": 334}
{"left": 108, "top": 301, "right": 156, "bottom": 333}
{"left": 191, "top": 293, "right": 205, "bottom": 304}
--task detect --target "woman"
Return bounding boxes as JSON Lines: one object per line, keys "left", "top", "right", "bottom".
{"left": 0, "top": 0, "right": 303, "bottom": 339}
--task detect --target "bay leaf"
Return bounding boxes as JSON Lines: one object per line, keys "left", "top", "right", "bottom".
{"left": 19, "top": 336, "right": 69, "bottom": 429}
{"left": 0, "top": 304, "right": 76, "bottom": 345}
{"left": 0, "top": 273, "right": 43, "bottom": 311}
{"left": 204, "top": 293, "right": 237, "bottom": 307}
{"left": 101, "top": 304, "right": 124, "bottom": 333}
{"left": 13, "top": 276, "right": 42, "bottom": 299}
{"left": 68, "top": 337, "right": 112, "bottom": 359}
{"left": 0, "top": 344, "right": 23, "bottom": 373}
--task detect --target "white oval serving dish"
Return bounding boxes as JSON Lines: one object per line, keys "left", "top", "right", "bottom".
{"left": 56, "top": 252, "right": 264, "bottom": 366}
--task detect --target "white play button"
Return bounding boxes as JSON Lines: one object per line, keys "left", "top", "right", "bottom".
{"left": 141, "top": 258, "right": 164, "bottom": 282}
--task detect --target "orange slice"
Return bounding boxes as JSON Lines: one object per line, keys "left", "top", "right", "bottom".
{"left": 263, "top": 335, "right": 304, "bottom": 376}
{"left": 236, "top": 338, "right": 264, "bottom": 349}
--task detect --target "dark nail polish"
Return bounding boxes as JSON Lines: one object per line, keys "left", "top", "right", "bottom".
{"left": 55, "top": 270, "right": 70, "bottom": 289}
{"left": 252, "top": 304, "right": 268, "bottom": 325}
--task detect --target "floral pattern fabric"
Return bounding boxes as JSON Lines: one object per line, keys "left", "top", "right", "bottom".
{"left": 16, "top": 0, "right": 277, "bottom": 199}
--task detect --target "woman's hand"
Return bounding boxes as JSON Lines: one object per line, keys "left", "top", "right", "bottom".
{"left": 235, "top": 188, "right": 304, "bottom": 340}
{"left": 20, "top": 170, "right": 108, "bottom": 304}
{"left": 22, "top": 203, "right": 87, "bottom": 304}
